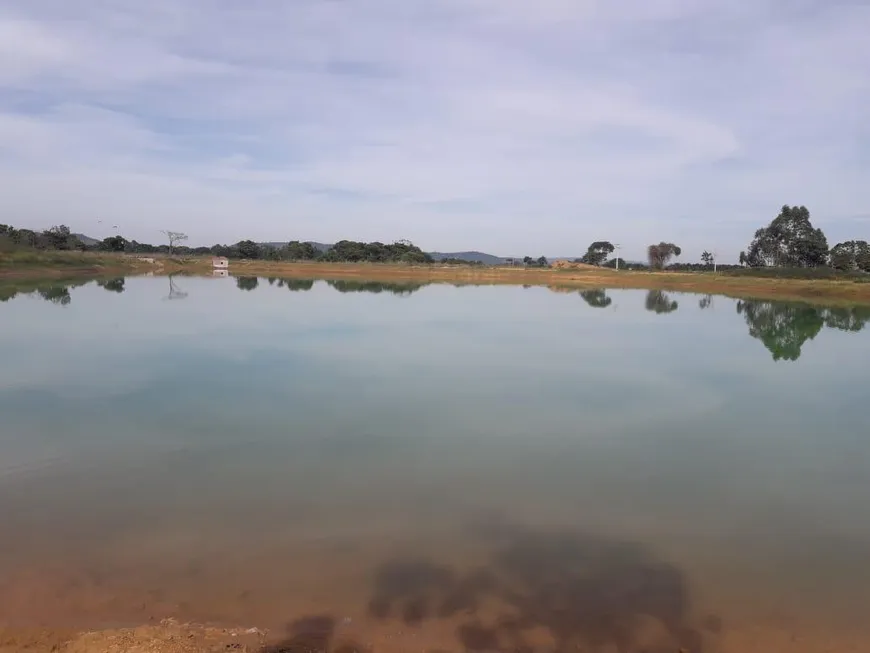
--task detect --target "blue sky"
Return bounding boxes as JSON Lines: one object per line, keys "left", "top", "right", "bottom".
{"left": 1, "top": 0, "right": 868, "bottom": 261}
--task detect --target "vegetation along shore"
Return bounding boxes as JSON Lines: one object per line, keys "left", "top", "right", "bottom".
{"left": 2, "top": 205, "right": 869, "bottom": 303}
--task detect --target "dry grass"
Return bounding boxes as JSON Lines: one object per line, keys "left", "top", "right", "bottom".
{"left": 0, "top": 251, "right": 191, "bottom": 279}
{"left": 222, "top": 260, "right": 870, "bottom": 305}
{"left": 551, "top": 259, "right": 601, "bottom": 272}
{"left": 550, "top": 259, "right": 601, "bottom": 271}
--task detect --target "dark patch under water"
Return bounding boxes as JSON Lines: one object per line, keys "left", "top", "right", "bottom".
{"left": 1, "top": 276, "right": 869, "bottom": 653}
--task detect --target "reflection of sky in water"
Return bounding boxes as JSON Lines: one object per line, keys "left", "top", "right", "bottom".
{"left": 2, "top": 278, "right": 868, "bottom": 519}
{"left": 1, "top": 279, "right": 869, "bottom": 465}
{"left": 2, "top": 277, "right": 870, "bottom": 639}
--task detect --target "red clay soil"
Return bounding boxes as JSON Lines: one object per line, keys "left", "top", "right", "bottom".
{"left": 0, "top": 621, "right": 265, "bottom": 653}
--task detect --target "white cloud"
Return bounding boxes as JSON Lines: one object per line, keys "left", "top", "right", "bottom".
{"left": 0, "top": 0, "right": 868, "bottom": 260}
{"left": 0, "top": 17, "right": 70, "bottom": 78}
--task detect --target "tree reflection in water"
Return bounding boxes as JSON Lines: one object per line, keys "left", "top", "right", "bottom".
{"left": 1, "top": 278, "right": 867, "bottom": 367}
{"left": 580, "top": 289, "right": 612, "bottom": 308}
{"left": 737, "top": 300, "right": 869, "bottom": 361}
{"left": 645, "top": 290, "right": 679, "bottom": 314}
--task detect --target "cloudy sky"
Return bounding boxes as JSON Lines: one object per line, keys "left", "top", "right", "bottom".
{"left": 1, "top": 0, "right": 868, "bottom": 260}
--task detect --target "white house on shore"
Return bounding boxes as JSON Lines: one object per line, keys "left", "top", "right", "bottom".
{"left": 212, "top": 256, "right": 229, "bottom": 269}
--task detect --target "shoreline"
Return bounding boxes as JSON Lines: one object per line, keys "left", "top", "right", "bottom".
{"left": 0, "top": 620, "right": 266, "bottom": 653}
{"left": 225, "top": 260, "right": 870, "bottom": 305}
{"left": 4, "top": 617, "right": 869, "bottom": 653}
{"left": 2, "top": 254, "right": 870, "bottom": 306}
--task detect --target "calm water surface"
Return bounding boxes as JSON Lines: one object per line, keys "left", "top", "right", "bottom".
{"left": 1, "top": 275, "right": 869, "bottom": 653}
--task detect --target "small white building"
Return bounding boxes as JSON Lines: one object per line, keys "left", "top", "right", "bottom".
{"left": 212, "top": 256, "right": 229, "bottom": 269}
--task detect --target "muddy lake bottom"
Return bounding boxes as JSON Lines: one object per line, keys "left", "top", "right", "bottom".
{"left": 1, "top": 276, "right": 869, "bottom": 652}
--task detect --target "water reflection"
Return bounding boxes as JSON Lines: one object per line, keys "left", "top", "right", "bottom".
{"left": 2, "top": 277, "right": 869, "bottom": 366}
{"left": 38, "top": 285, "right": 72, "bottom": 305}
{"left": 645, "top": 290, "right": 679, "bottom": 314}
{"left": 234, "top": 278, "right": 421, "bottom": 294}
{"left": 737, "top": 299, "right": 870, "bottom": 361}
{"left": 236, "top": 276, "right": 259, "bottom": 291}
{"left": 270, "top": 278, "right": 315, "bottom": 291}
{"left": 326, "top": 279, "right": 425, "bottom": 295}
{"left": 96, "top": 278, "right": 125, "bottom": 293}
{"left": 579, "top": 289, "right": 612, "bottom": 308}
{"left": 0, "top": 278, "right": 91, "bottom": 304}
{"left": 165, "top": 275, "right": 188, "bottom": 301}
{"left": 824, "top": 305, "right": 870, "bottom": 332}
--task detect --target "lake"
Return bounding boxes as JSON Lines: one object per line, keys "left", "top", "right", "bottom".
{"left": 1, "top": 275, "right": 869, "bottom": 653}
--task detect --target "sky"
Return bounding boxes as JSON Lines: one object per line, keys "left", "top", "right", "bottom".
{"left": 1, "top": 0, "right": 868, "bottom": 261}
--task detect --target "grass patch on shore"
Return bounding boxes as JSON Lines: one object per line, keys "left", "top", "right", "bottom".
{"left": 0, "top": 250, "right": 138, "bottom": 272}
{"left": 0, "top": 250, "right": 190, "bottom": 278}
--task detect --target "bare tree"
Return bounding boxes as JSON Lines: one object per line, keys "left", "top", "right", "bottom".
{"left": 161, "top": 230, "right": 188, "bottom": 254}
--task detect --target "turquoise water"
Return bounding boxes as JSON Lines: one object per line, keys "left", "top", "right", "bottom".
{"left": 1, "top": 276, "right": 869, "bottom": 652}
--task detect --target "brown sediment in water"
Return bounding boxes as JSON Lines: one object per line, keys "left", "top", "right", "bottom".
{"left": 3, "top": 462, "right": 869, "bottom": 653}
{"left": 0, "top": 521, "right": 715, "bottom": 652}
{"left": 3, "top": 527, "right": 870, "bottom": 653}
{"left": 2, "top": 462, "right": 870, "bottom": 653}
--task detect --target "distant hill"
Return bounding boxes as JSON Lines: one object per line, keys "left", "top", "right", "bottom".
{"left": 428, "top": 251, "right": 507, "bottom": 265}
{"left": 73, "top": 233, "right": 100, "bottom": 246}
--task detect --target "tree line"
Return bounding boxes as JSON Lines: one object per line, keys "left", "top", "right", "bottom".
{"left": 218, "top": 239, "right": 435, "bottom": 264}
{"left": 1, "top": 224, "right": 87, "bottom": 251}
{"left": 574, "top": 205, "right": 867, "bottom": 273}
{"left": 0, "top": 224, "right": 439, "bottom": 265}
{"left": 739, "top": 205, "right": 868, "bottom": 271}
{"left": 3, "top": 203, "right": 867, "bottom": 272}
{"left": 574, "top": 240, "right": 724, "bottom": 271}
{"left": 0, "top": 221, "right": 563, "bottom": 270}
